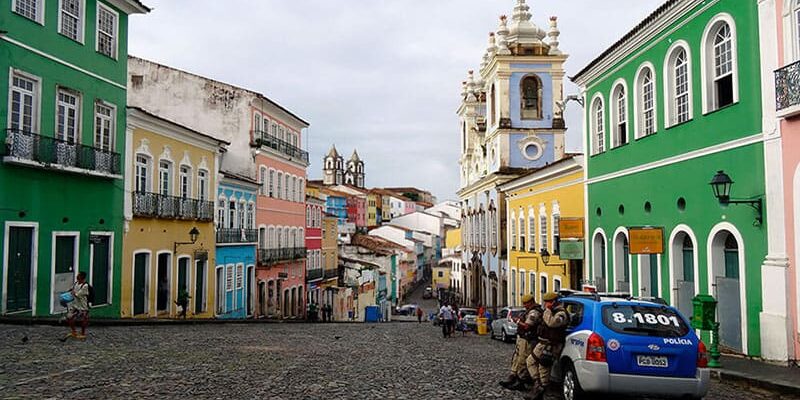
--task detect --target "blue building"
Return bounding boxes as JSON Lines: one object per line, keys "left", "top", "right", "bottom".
{"left": 324, "top": 190, "right": 348, "bottom": 225}
{"left": 215, "top": 172, "right": 259, "bottom": 319}
{"left": 456, "top": 2, "right": 568, "bottom": 309}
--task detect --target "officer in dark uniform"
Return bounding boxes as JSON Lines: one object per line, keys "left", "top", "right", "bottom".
{"left": 499, "top": 294, "right": 543, "bottom": 391}
{"left": 525, "top": 292, "right": 569, "bottom": 400}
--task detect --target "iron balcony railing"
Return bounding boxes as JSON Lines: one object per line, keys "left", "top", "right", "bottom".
{"left": 133, "top": 191, "right": 214, "bottom": 221}
{"left": 3, "top": 129, "right": 121, "bottom": 176}
{"left": 252, "top": 130, "right": 309, "bottom": 164}
{"left": 323, "top": 268, "right": 339, "bottom": 279}
{"left": 216, "top": 228, "right": 258, "bottom": 244}
{"left": 257, "top": 247, "right": 307, "bottom": 265}
{"left": 776, "top": 60, "right": 800, "bottom": 112}
{"left": 306, "top": 268, "right": 323, "bottom": 281}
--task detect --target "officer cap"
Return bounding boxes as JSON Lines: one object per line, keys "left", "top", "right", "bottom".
{"left": 542, "top": 292, "right": 558, "bottom": 302}
{"left": 521, "top": 294, "right": 535, "bottom": 304}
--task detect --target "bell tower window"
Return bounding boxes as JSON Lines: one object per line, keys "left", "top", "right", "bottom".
{"left": 520, "top": 75, "right": 542, "bottom": 120}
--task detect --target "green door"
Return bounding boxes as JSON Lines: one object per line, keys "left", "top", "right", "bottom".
{"left": 178, "top": 258, "right": 189, "bottom": 293}
{"left": 6, "top": 227, "right": 33, "bottom": 312}
{"left": 53, "top": 235, "right": 77, "bottom": 313}
{"left": 133, "top": 253, "right": 147, "bottom": 315}
{"left": 90, "top": 235, "right": 110, "bottom": 305}
{"left": 195, "top": 260, "right": 205, "bottom": 314}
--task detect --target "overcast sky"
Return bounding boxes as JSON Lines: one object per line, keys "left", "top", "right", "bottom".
{"left": 129, "top": 0, "right": 663, "bottom": 202}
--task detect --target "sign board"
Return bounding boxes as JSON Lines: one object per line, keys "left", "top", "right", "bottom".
{"left": 559, "top": 240, "right": 584, "bottom": 260}
{"left": 559, "top": 218, "right": 585, "bottom": 239}
{"left": 629, "top": 227, "right": 664, "bottom": 255}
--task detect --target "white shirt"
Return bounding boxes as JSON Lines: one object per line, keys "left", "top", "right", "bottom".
{"left": 70, "top": 282, "right": 89, "bottom": 311}
{"left": 440, "top": 305, "right": 454, "bottom": 320}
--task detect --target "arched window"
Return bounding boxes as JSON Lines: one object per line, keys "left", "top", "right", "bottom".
{"left": 246, "top": 202, "right": 254, "bottom": 229}
{"left": 276, "top": 172, "right": 283, "bottom": 200}
{"left": 702, "top": 16, "right": 738, "bottom": 112}
{"left": 520, "top": 75, "right": 542, "bottom": 119}
{"left": 611, "top": 83, "right": 628, "bottom": 147}
{"left": 591, "top": 96, "right": 605, "bottom": 155}
{"left": 290, "top": 176, "right": 296, "bottom": 202}
{"left": 259, "top": 167, "right": 267, "bottom": 196}
{"left": 635, "top": 65, "right": 657, "bottom": 138}
{"left": 539, "top": 208, "right": 548, "bottom": 252}
{"left": 665, "top": 43, "right": 692, "bottom": 126}
{"left": 518, "top": 209, "right": 526, "bottom": 251}
{"left": 528, "top": 209, "right": 535, "bottom": 252}
{"left": 217, "top": 197, "right": 226, "bottom": 228}
{"left": 284, "top": 174, "right": 290, "bottom": 199}
{"left": 135, "top": 154, "right": 151, "bottom": 193}
{"left": 510, "top": 211, "right": 517, "bottom": 250}
{"left": 228, "top": 199, "right": 237, "bottom": 229}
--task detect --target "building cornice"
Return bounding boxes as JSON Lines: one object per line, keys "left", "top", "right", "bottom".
{"left": 499, "top": 156, "right": 584, "bottom": 193}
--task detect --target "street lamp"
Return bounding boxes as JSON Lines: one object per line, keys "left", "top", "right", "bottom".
{"left": 709, "top": 170, "right": 763, "bottom": 226}
{"left": 174, "top": 227, "right": 201, "bottom": 253}
{"left": 540, "top": 249, "right": 567, "bottom": 275}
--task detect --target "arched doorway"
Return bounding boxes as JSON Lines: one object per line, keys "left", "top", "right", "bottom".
{"left": 614, "top": 230, "right": 630, "bottom": 293}
{"left": 708, "top": 226, "right": 745, "bottom": 353}
{"left": 592, "top": 231, "right": 607, "bottom": 291}
{"left": 669, "top": 228, "right": 697, "bottom": 316}
{"left": 638, "top": 254, "right": 659, "bottom": 298}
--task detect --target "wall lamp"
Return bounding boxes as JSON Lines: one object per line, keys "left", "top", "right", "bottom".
{"left": 709, "top": 170, "right": 763, "bottom": 226}
{"left": 174, "top": 227, "right": 200, "bottom": 253}
{"left": 540, "top": 249, "right": 567, "bottom": 274}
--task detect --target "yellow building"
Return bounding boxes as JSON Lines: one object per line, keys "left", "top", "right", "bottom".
{"left": 446, "top": 228, "right": 462, "bottom": 249}
{"left": 121, "top": 107, "right": 228, "bottom": 318}
{"left": 320, "top": 214, "right": 341, "bottom": 317}
{"left": 432, "top": 263, "right": 451, "bottom": 290}
{"left": 366, "top": 192, "right": 379, "bottom": 227}
{"left": 499, "top": 156, "right": 584, "bottom": 306}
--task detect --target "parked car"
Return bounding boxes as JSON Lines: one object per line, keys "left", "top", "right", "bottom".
{"left": 490, "top": 307, "right": 526, "bottom": 342}
{"left": 552, "top": 293, "right": 710, "bottom": 400}
{"left": 422, "top": 287, "right": 433, "bottom": 299}
{"left": 458, "top": 308, "right": 478, "bottom": 331}
{"left": 395, "top": 304, "right": 419, "bottom": 316}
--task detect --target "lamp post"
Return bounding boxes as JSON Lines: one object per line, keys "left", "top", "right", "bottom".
{"left": 173, "top": 227, "right": 200, "bottom": 254}
{"left": 709, "top": 170, "right": 763, "bottom": 226}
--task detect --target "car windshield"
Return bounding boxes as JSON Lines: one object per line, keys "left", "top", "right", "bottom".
{"left": 601, "top": 304, "right": 690, "bottom": 337}
{"left": 509, "top": 310, "right": 525, "bottom": 319}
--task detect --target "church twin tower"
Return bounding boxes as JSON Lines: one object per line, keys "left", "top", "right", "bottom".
{"left": 323, "top": 145, "right": 365, "bottom": 188}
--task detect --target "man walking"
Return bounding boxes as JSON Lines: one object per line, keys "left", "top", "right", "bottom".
{"left": 500, "top": 294, "right": 543, "bottom": 391}
{"left": 439, "top": 303, "right": 454, "bottom": 338}
{"left": 525, "top": 292, "right": 569, "bottom": 400}
{"left": 416, "top": 305, "right": 424, "bottom": 323}
{"left": 65, "top": 272, "right": 90, "bottom": 340}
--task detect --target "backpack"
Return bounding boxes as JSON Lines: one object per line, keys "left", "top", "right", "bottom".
{"left": 87, "top": 284, "right": 95, "bottom": 306}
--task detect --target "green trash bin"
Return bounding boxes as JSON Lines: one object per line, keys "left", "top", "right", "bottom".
{"left": 691, "top": 294, "right": 717, "bottom": 331}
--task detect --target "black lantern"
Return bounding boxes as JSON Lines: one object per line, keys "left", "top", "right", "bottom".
{"left": 538, "top": 249, "right": 567, "bottom": 274}
{"left": 709, "top": 170, "right": 733, "bottom": 204}
{"left": 189, "top": 227, "right": 200, "bottom": 243}
{"left": 541, "top": 249, "right": 552, "bottom": 265}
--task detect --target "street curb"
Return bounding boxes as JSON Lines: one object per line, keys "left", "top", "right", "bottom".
{"left": 711, "top": 369, "right": 800, "bottom": 397}
{"left": 0, "top": 317, "right": 422, "bottom": 327}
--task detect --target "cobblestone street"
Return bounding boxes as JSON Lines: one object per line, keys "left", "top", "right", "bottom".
{"left": 0, "top": 322, "right": 791, "bottom": 399}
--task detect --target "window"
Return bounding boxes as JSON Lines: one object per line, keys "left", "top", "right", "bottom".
{"left": 521, "top": 75, "right": 542, "bottom": 119}
{"left": 489, "top": 84, "right": 496, "bottom": 126}
{"left": 59, "top": 0, "right": 83, "bottom": 42}
{"left": 94, "top": 102, "right": 114, "bottom": 151}
{"left": 96, "top": 4, "right": 118, "bottom": 58}
{"left": 530, "top": 272, "right": 536, "bottom": 294}
{"left": 228, "top": 201, "right": 237, "bottom": 229}
{"left": 268, "top": 169, "right": 275, "bottom": 197}
{"left": 591, "top": 97, "right": 605, "bottom": 155}
{"left": 285, "top": 175, "right": 290, "bottom": 200}
{"left": 635, "top": 66, "right": 656, "bottom": 137}
{"left": 56, "top": 89, "right": 80, "bottom": 144}
{"left": 491, "top": 209, "right": 497, "bottom": 248}
{"left": 254, "top": 114, "right": 262, "bottom": 135}
{"left": 528, "top": 211, "right": 536, "bottom": 251}
{"left": 135, "top": 155, "right": 150, "bottom": 192}
{"left": 520, "top": 271, "right": 526, "bottom": 294}
{"left": 552, "top": 213, "right": 561, "bottom": 255}
{"left": 217, "top": 198, "right": 226, "bottom": 228}
{"left": 158, "top": 161, "right": 171, "bottom": 195}
{"left": 510, "top": 213, "right": 517, "bottom": 249}
{"left": 179, "top": 166, "right": 191, "bottom": 198}
{"left": 611, "top": 83, "right": 627, "bottom": 147}
{"left": 10, "top": 73, "right": 38, "bottom": 133}
{"left": 197, "top": 170, "right": 208, "bottom": 201}
{"left": 666, "top": 44, "right": 691, "bottom": 126}
{"left": 259, "top": 227, "right": 266, "bottom": 248}
{"left": 540, "top": 275, "right": 547, "bottom": 294}
{"left": 276, "top": 172, "right": 283, "bottom": 199}
{"left": 291, "top": 176, "right": 297, "bottom": 202}
{"left": 225, "top": 265, "right": 234, "bottom": 291}
{"left": 712, "top": 23, "right": 734, "bottom": 108}
{"left": 702, "top": 17, "right": 738, "bottom": 113}
{"left": 554, "top": 278, "right": 561, "bottom": 292}
{"left": 259, "top": 167, "right": 267, "bottom": 195}
{"left": 519, "top": 214, "right": 526, "bottom": 251}
{"left": 13, "top": 0, "right": 43, "bottom": 23}
{"left": 238, "top": 200, "right": 246, "bottom": 229}
{"left": 539, "top": 211, "right": 548, "bottom": 252}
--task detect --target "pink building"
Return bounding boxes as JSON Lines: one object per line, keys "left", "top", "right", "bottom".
{"left": 253, "top": 107, "right": 309, "bottom": 319}
{"left": 773, "top": 0, "right": 800, "bottom": 361}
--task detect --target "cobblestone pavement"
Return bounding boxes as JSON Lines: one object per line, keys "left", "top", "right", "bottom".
{"left": 0, "top": 322, "right": 791, "bottom": 399}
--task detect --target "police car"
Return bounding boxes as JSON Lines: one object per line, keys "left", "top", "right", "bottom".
{"left": 552, "top": 291, "right": 710, "bottom": 400}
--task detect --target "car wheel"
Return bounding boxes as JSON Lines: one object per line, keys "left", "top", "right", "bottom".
{"left": 501, "top": 329, "right": 508, "bottom": 342}
{"left": 563, "top": 364, "right": 586, "bottom": 400}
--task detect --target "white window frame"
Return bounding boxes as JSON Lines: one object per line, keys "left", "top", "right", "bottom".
{"left": 179, "top": 165, "right": 191, "bottom": 199}
{"left": 590, "top": 94, "right": 605, "bottom": 155}
{"left": 197, "top": 169, "right": 208, "bottom": 201}
{"left": 259, "top": 166, "right": 267, "bottom": 196}
{"left": 633, "top": 63, "right": 658, "bottom": 138}
{"left": 158, "top": 160, "right": 172, "bottom": 196}
{"left": 56, "top": 88, "right": 81, "bottom": 144}
{"left": 539, "top": 206, "right": 548, "bottom": 253}
{"left": 95, "top": 3, "right": 119, "bottom": 59}
{"left": 217, "top": 196, "right": 227, "bottom": 229}
{"left": 610, "top": 80, "right": 628, "bottom": 148}
{"left": 663, "top": 41, "right": 693, "bottom": 127}
{"left": 8, "top": 69, "right": 41, "bottom": 134}
{"left": 12, "top": 0, "right": 44, "bottom": 24}
{"left": 93, "top": 101, "right": 115, "bottom": 152}
{"left": 510, "top": 211, "right": 517, "bottom": 250}
{"left": 701, "top": 14, "right": 739, "bottom": 114}
{"left": 276, "top": 171, "right": 283, "bottom": 200}
{"left": 134, "top": 154, "right": 151, "bottom": 193}
{"left": 58, "top": 0, "right": 85, "bottom": 43}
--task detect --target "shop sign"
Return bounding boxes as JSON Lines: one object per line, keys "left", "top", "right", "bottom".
{"left": 559, "top": 218, "right": 585, "bottom": 239}
{"left": 559, "top": 240, "right": 584, "bottom": 260}
{"left": 629, "top": 227, "right": 664, "bottom": 254}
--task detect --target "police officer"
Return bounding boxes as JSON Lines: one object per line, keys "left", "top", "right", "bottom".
{"left": 499, "top": 294, "right": 543, "bottom": 391}
{"left": 525, "top": 292, "right": 569, "bottom": 400}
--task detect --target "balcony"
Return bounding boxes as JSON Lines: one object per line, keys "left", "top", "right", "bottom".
{"left": 257, "top": 247, "right": 307, "bottom": 265}
{"left": 306, "top": 268, "right": 323, "bottom": 281}
{"left": 776, "top": 60, "right": 800, "bottom": 118}
{"left": 323, "top": 268, "right": 339, "bottom": 279}
{"left": 133, "top": 191, "right": 214, "bottom": 221}
{"left": 252, "top": 131, "right": 309, "bottom": 164}
{"left": 3, "top": 129, "right": 121, "bottom": 178}
{"left": 216, "top": 228, "right": 258, "bottom": 244}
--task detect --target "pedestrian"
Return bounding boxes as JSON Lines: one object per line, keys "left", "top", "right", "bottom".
{"left": 499, "top": 294, "right": 543, "bottom": 391}
{"left": 416, "top": 305, "right": 424, "bottom": 323}
{"left": 451, "top": 304, "right": 460, "bottom": 336}
{"left": 321, "top": 303, "right": 328, "bottom": 323}
{"left": 439, "top": 303, "right": 454, "bottom": 338}
{"left": 524, "top": 292, "right": 569, "bottom": 400}
{"left": 63, "top": 272, "right": 90, "bottom": 341}
{"left": 175, "top": 288, "right": 191, "bottom": 319}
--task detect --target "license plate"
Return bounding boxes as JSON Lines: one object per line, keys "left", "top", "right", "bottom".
{"left": 637, "top": 355, "right": 668, "bottom": 368}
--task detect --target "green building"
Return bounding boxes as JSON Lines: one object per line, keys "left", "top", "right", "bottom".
{"left": 0, "top": 0, "right": 148, "bottom": 317}
{"left": 573, "top": 0, "right": 770, "bottom": 357}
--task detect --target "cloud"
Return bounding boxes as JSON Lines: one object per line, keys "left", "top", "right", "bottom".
{"left": 129, "top": 0, "right": 664, "bottom": 201}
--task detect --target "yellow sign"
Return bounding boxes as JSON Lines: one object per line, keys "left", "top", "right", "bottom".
{"left": 559, "top": 218, "right": 585, "bottom": 239}
{"left": 629, "top": 227, "right": 664, "bottom": 254}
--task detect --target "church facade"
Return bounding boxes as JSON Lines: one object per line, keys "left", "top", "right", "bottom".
{"left": 323, "top": 145, "right": 365, "bottom": 188}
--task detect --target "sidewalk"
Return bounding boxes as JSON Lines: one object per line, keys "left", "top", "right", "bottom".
{"left": 0, "top": 316, "right": 374, "bottom": 327}
{"left": 712, "top": 355, "right": 800, "bottom": 396}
